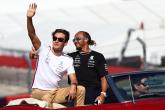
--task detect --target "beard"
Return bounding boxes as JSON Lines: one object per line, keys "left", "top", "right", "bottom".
{"left": 76, "top": 47, "right": 82, "bottom": 51}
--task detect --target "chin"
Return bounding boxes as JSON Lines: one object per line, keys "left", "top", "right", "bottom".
{"left": 76, "top": 47, "right": 82, "bottom": 51}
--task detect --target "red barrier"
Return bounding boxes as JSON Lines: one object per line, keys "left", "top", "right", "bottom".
{"left": 0, "top": 55, "right": 36, "bottom": 69}
{"left": 0, "top": 55, "right": 138, "bottom": 73}
{"left": 108, "top": 66, "right": 139, "bottom": 74}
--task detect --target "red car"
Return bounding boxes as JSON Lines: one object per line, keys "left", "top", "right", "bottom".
{"left": 1, "top": 70, "right": 165, "bottom": 110}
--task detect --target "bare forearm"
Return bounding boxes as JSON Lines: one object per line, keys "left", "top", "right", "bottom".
{"left": 27, "top": 17, "right": 35, "bottom": 37}
{"left": 95, "top": 76, "right": 108, "bottom": 104}
{"left": 68, "top": 74, "right": 78, "bottom": 99}
{"left": 69, "top": 74, "right": 78, "bottom": 86}
{"left": 27, "top": 17, "right": 41, "bottom": 50}
{"left": 101, "top": 76, "right": 108, "bottom": 92}
{"left": 26, "top": 3, "right": 40, "bottom": 50}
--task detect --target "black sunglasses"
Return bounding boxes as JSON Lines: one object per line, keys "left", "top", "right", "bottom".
{"left": 141, "top": 81, "right": 148, "bottom": 87}
{"left": 73, "top": 38, "right": 82, "bottom": 42}
{"left": 53, "top": 37, "right": 65, "bottom": 42}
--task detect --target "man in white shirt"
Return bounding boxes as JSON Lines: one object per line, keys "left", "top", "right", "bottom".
{"left": 26, "top": 3, "right": 85, "bottom": 107}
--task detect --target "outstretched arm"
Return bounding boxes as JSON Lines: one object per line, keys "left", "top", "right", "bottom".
{"left": 27, "top": 3, "right": 41, "bottom": 50}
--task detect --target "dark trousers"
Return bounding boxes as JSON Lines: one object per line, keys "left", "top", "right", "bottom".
{"left": 85, "top": 86, "right": 101, "bottom": 105}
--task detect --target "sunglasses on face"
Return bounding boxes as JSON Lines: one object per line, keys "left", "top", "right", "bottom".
{"left": 73, "top": 38, "right": 83, "bottom": 42}
{"left": 140, "top": 81, "right": 149, "bottom": 87}
{"left": 53, "top": 37, "right": 65, "bottom": 42}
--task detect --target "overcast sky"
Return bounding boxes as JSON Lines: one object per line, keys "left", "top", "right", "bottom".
{"left": 0, "top": 0, "right": 165, "bottom": 64}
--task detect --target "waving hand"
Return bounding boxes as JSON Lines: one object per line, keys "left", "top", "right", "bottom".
{"left": 27, "top": 3, "right": 37, "bottom": 18}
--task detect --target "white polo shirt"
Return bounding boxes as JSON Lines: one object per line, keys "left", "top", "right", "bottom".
{"left": 32, "top": 44, "right": 75, "bottom": 90}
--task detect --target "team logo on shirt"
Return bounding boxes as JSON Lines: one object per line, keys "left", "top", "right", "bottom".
{"left": 104, "top": 64, "right": 108, "bottom": 71}
{"left": 90, "top": 56, "right": 94, "bottom": 60}
{"left": 56, "top": 61, "right": 63, "bottom": 71}
{"left": 74, "top": 55, "right": 81, "bottom": 67}
{"left": 88, "top": 56, "right": 95, "bottom": 67}
{"left": 54, "top": 61, "right": 64, "bottom": 76}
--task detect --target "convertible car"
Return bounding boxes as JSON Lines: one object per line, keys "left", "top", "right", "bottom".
{"left": 1, "top": 70, "right": 165, "bottom": 110}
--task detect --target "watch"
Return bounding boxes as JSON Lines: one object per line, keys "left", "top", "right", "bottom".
{"left": 101, "top": 92, "right": 107, "bottom": 97}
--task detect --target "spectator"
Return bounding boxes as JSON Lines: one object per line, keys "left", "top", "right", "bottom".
{"left": 131, "top": 77, "right": 149, "bottom": 98}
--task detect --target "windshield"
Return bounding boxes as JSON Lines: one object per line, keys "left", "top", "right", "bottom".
{"left": 113, "top": 71, "right": 165, "bottom": 101}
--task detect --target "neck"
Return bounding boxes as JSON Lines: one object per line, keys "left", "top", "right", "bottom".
{"left": 80, "top": 46, "right": 91, "bottom": 53}
{"left": 52, "top": 48, "right": 63, "bottom": 56}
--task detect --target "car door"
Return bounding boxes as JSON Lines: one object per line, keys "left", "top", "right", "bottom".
{"left": 98, "top": 103, "right": 126, "bottom": 110}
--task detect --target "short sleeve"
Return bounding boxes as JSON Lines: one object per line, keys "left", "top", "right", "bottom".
{"left": 66, "top": 58, "right": 75, "bottom": 75}
{"left": 36, "top": 43, "right": 50, "bottom": 55}
{"left": 97, "top": 54, "right": 108, "bottom": 77}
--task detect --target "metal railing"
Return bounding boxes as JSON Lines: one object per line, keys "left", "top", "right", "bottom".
{"left": 0, "top": 47, "right": 33, "bottom": 96}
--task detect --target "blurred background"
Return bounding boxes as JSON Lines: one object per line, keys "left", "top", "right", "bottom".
{"left": 0, "top": 0, "right": 165, "bottom": 106}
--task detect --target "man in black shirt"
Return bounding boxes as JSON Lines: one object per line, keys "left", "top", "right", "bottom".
{"left": 68, "top": 31, "right": 108, "bottom": 104}
{"left": 30, "top": 31, "right": 108, "bottom": 105}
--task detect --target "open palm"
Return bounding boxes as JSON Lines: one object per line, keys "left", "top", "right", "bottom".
{"left": 27, "top": 3, "right": 37, "bottom": 18}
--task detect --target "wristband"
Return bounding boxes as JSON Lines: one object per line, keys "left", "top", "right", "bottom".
{"left": 101, "top": 92, "right": 106, "bottom": 97}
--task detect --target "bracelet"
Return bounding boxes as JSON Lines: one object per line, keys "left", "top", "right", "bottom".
{"left": 101, "top": 92, "right": 107, "bottom": 97}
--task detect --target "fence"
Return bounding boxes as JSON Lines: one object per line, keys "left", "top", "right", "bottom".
{"left": 0, "top": 48, "right": 33, "bottom": 97}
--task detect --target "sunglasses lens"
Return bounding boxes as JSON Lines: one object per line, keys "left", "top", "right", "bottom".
{"left": 53, "top": 37, "right": 57, "bottom": 41}
{"left": 141, "top": 83, "right": 146, "bottom": 86}
{"left": 53, "top": 37, "right": 65, "bottom": 42}
{"left": 58, "top": 38, "right": 65, "bottom": 42}
{"left": 73, "top": 38, "right": 81, "bottom": 42}
{"left": 73, "top": 39, "right": 76, "bottom": 42}
{"left": 141, "top": 82, "right": 148, "bottom": 87}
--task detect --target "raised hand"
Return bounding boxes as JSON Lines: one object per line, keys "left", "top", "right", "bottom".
{"left": 27, "top": 3, "right": 37, "bottom": 18}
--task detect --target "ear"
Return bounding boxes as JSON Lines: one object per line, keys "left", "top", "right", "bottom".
{"left": 84, "top": 38, "right": 88, "bottom": 43}
{"left": 134, "top": 84, "right": 139, "bottom": 90}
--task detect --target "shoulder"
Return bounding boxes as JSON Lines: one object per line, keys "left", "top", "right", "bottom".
{"left": 37, "top": 43, "right": 51, "bottom": 53}
{"left": 67, "top": 51, "right": 79, "bottom": 57}
{"left": 63, "top": 53, "right": 72, "bottom": 58}
{"left": 90, "top": 51, "right": 107, "bottom": 61}
{"left": 40, "top": 43, "right": 51, "bottom": 50}
{"left": 91, "top": 50, "right": 104, "bottom": 57}
{"left": 63, "top": 53, "right": 73, "bottom": 59}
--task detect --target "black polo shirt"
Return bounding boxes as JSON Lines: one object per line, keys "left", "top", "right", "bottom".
{"left": 68, "top": 50, "right": 108, "bottom": 87}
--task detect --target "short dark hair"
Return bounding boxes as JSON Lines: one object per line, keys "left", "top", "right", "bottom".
{"left": 131, "top": 77, "right": 141, "bottom": 91}
{"left": 52, "top": 29, "right": 70, "bottom": 42}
